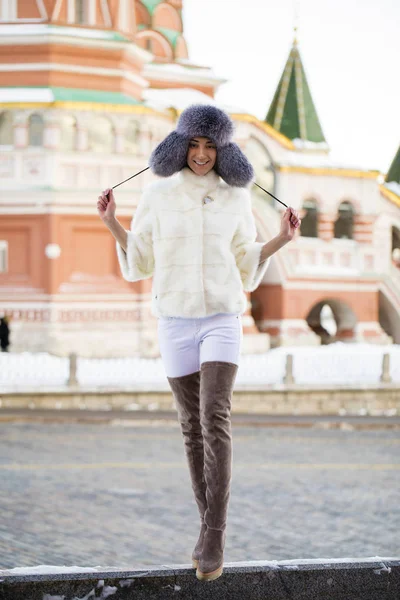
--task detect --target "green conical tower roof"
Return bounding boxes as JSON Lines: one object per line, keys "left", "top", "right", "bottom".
{"left": 385, "top": 145, "right": 400, "bottom": 183}
{"left": 266, "top": 39, "right": 326, "bottom": 143}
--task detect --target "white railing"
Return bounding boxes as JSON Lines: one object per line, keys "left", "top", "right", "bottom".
{"left": 289, "top": 237, "right": 379, "bottom": 277}
{"left": 0, "top": 149, "right": 148, "bottom": 193}
{"left": 253, "top": 196, "right": 382, "bottom": 279}
{"left": 1, "top": 345, "right": 399, "bottom": 389}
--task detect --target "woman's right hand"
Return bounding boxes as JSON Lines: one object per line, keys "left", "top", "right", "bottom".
{"left": 97, "top": 188, "right": 116, "bottom": 222}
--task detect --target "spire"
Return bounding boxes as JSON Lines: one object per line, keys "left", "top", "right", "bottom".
{"left": 385, "top": 145, "right": 400, "bottom": 184}
{"left": 265, "top": 37, "right": 326, "bottom": 144}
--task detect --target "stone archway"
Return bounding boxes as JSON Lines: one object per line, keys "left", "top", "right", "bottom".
{"left": 306, "top": 298, "right": 358, "bottom": 344}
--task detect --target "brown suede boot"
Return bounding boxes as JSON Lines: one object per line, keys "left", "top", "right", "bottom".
{"left": 196, "top": 361, "right": 238, "bottom": 582}
{"left": 167, "top": 371, "right": 208, "bottom": 568}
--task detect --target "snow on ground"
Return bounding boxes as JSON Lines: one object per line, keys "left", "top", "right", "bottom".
{"left": 0, "top": 565, "right": 100, "bottom": 575}
{"left": 0, "top": 343, "right": 399, "bottom": 389}
{"left": 0, "top": 556, "right": 397, "bottom": 577}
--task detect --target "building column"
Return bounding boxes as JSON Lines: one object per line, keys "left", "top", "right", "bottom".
{"left": 138, "top": 126, "right": 153, "bottom": 156}
{"left": 43, "top": 113, "right": 61, "bottom": 150}
{"left": 14, "top": 113, "right": 28, "bottom": 148}
{"left": 353, "top": 214, "right": 374, "bottom": 244}
{"left": 318, "top": 212, "right": 335, "bottom": 241}
{"left": 115, "top": 127, "right": 125, "bottom": 153}
{"left": 76, "top": 126, "right": 88, "bottom": 151}
{"left": 242, "top": 293, "right": 270, "bottom": 353}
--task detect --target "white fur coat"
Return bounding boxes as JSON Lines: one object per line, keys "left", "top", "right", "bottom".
{"left": 116, "top": 167, "right": 270, "bottom": 318}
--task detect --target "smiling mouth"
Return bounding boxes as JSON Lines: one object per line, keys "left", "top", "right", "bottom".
{"left": 194, "top": 160, "right": 209, "bottom": 166}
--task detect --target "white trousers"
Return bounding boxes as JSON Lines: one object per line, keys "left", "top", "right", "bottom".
{"left": 157, "top": 312, "right": 243, "bottom": 378}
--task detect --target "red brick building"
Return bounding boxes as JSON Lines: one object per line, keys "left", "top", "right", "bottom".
{"left": 0, "top": 1, "right": 399, "bottom": 356}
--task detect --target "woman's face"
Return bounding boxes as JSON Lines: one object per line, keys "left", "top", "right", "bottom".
{"left": 187, "top": 137, "right": 217, "bottom": 176}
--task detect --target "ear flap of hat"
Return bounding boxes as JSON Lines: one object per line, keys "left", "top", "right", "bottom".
{"left": 149, "top": 131, "right": 189, "bottom": 177}
{"left": 215, "top": 143, "right": 254, "bottom": 187}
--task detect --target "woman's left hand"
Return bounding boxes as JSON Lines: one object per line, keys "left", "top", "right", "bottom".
{"left": 280, "top": 207, "right": 301, "bottom": 242}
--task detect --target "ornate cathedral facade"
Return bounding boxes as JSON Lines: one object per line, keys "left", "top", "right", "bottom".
{"left": 0, "top": 0, "right": 399, "bottom": 356}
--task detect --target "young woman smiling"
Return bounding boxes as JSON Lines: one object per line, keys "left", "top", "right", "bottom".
{"left": 97, "top": 105, "right": 300, "bottom": 582}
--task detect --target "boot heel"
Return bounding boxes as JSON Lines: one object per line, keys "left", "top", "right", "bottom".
{"left": 196, "top": 564, "right": 223, "bottom": 581}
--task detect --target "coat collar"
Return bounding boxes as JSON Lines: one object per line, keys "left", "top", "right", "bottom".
{"left": 177, "top": 167, "right": 220, "bottom": 193}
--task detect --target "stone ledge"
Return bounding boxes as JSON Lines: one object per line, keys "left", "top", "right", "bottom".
{"left": 1, "top": 385, "right": 399, "bottom": 417}
{"left": 0, "top": 558, "right": 399, "bottom": 600}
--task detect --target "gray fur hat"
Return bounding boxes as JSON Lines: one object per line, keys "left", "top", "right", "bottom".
{"left": 149, "top": 104, "right": 254, "bottom": 187}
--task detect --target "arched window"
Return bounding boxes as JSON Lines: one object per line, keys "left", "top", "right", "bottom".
{"left": 136, "top": 31, "right": 173, "bottom": 60}
{"left": 88, "top": 116, "right": 114, "bottom": 153}
{"left": 307, "top": 298, "right": 357, "bottom": 344}
{"left": 124, "top": 120, "right": 139, "bottom": 154}
{"left": 300, "top": 198, "right": 318, "bottom": 238}
{"left": 28, "top": 114, "right": 44, "bottom": 147}
{"left": 0, "top": 111, "right": 13, "bottom": 146}
{"left": 334, "top": 201, "right": 354, "bottom": 239}
{"left": 59, "top": 115, "right": 77, "bottom": 152}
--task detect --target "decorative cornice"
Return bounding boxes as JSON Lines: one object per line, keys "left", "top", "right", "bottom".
{"left": 380, "top": 184, "right": 400, "bottom": 208}
{"left": 0, "top": 101, "right": 168, "bottom": 117}
{"left": 0, "top": 62, "right": 149, "bottom": 88}
{"left": 143, "top": 62, "right": 224, "bottom": 88}
{"left": 278, "top": 166, "right": 380, "bottom": 179}
{"left": 230, "top": 113, "right": 295, "bottom": 150}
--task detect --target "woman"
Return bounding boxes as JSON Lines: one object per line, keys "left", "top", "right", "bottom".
{"left": 97, "top": 105, "right": 300, "bottom": 582}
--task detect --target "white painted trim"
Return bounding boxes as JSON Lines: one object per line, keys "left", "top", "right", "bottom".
{"left": 1, "top": 0, "right": 16, "bottom": 20}
{"left": 67, "top": 0, "right": 74, "bottom": 24}
{"left": 0, "top": 18, "right": 44, "bottom": 22}
{"left": 88, "top": 0, "right": 96, "bottom": 26}
{"left": 100, "top": 0, "right": 111, "bottom": 27}
{"left": 0, "top": 298, "right": 147, "bottom": 308}
{"left": 284, "top": 281, "right": 378, "bottom": 292}
{"left": 0, "top": 31, "right": 125, "bottom": 49}
{"left": 143, "top": 63, "right": 224, "bottom": 87}
{"left": 0, "top": 240, "right": 8, "bottom": 273}
{"left": 0, "top": 204, "right": 129, "bottom": 215}
{"left": 36, "top": 0, "right": 48, "bottom": 19}
{"left": 0, "top": 31, "right": 153, "bottom": 63}
{"left": 0, "top": 205, "right": 138, "bottom": 216}
{"left": 118, "top": 0, "right": 129, "bottom": 31}
{"left": 51, "top": 0, "right": 63, "bottom": 20}
{"left": 0, "top": 62, "right": 149, "bottom": 87}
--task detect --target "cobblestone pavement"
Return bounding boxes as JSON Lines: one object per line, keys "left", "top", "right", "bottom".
{"left": 0, "top": 422, "right": 399, "bottom": 569}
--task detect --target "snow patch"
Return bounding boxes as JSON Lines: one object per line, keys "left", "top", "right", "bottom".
{"left": 0, "top": 87, "right": 54, "bottom": 103}
{"left": 143, "top": 87, "right": 246, "bottom": 114}
{"left": 0, "top": 565, "right": 100, "bottom": 576}
{"left": 385, "top": 181, "right": 400, "bottom": 196}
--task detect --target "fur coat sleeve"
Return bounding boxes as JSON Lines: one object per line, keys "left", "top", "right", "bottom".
{"left": 231, "top": 190, "right": 270, "bottom": 292}
{"left": 116, "top": 189, "right": 155, "bottom": 282}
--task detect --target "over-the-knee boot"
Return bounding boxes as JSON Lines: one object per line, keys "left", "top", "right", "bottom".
{"left": 196, "top": 361, "right": 238, "bottom": 582}
{"left": 167, "top": 371, "right": 208, "bottom": 568}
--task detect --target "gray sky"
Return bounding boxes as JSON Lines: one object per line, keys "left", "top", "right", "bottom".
{"left": 183, "top": 0, "right": 400, "bottom": 173}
